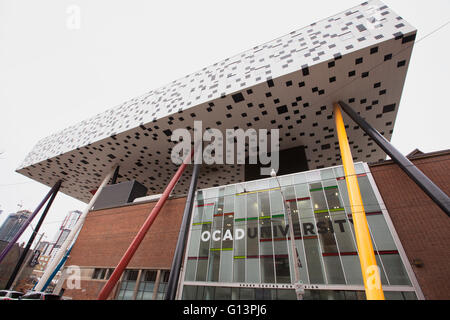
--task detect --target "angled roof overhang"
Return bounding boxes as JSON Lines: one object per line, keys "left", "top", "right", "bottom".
{"left": 17, "top": 0, "right": 417, "bottom": 202}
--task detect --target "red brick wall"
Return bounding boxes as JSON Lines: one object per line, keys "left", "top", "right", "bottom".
{"left": 63, "top": 196, "right": 186, "bottom": 299}
{"left": 369, "top": 152, "right": 450, "bottom": 300}
{"left": 63, "top": 280, "right": 106, "bottom": 300}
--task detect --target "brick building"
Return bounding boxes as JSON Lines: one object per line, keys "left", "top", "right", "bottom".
{"left": 16, "top": 1, "right": 449, "bottom": 300}
{"left": 369, "top": 150, "right": 450, "bottom": 300}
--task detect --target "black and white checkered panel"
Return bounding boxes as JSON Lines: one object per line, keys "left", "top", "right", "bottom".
{"left": 17, "top": 0, "right": 416, "bottom": 202}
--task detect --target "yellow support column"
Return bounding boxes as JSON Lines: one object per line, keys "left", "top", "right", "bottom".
{"left": 333, "top": 102, "right": 385, "bottom": 300}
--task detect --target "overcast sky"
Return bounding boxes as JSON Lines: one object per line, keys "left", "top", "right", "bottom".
{"left": 0, "top": 0, "right": 449, "bottom": 245}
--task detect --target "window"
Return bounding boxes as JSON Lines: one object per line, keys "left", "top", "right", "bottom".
{"left": 10, "top": 292, "right": 23, "bottom": 299}
{"left": 156, "top": 271, "right": 170, "bottom": 300}
{"left": 116, "top": 270, "right": 139, "bottom": 300}
{"left": 92, "top": 268, "right": 109, "bottom": 280}
{"left": 92, "top": 268, "right": 103, "bottom": 279}
{"left": 136, "top": 270, "right": 157, "bottom": 300}
{"left": 105, "top": 268, "right": 114, "bottom": 280}
{"left": 115, "top": 269, "right": 171, "bottom": 300}
{"left": 21, "top": 293, "right": 43, "bottom": 300}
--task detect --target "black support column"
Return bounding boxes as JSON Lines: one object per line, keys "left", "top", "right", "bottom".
{"left": 165, "top": 163, "right": 201, "bottom": 300}
{"left": 111, "top": 166, "right": 120, "bottom": 184}
{"left": 338, "top": 100, "right": 450, "bottom": 217}
{"left": 5, "top": 180, "right": 62, "bottom": 290}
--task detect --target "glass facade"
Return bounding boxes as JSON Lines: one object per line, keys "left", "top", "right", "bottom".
{"left": 182, "top": 285, "right": 417, "bottom": 300}
{"left": 181, "top": 163, "right": 418, "bottom": 300}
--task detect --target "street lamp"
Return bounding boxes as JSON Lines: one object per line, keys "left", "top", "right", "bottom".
{"left": 271, "top": 169, "right": 304, "bottom": 300}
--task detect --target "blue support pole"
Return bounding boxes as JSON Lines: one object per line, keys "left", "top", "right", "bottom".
{"left": 40, "top": 244, "right": 74, "bottom": 292}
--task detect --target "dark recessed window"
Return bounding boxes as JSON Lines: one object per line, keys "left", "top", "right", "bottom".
{"left": 383, "top": 104, "right": 396, "bottom": 113}
{"left": 397, "top": 60, "right": 406, "bottom": 67}
{"left": 355, "top": 57, "right": 363, "bottom": 64}
{"left": 356, "top": 24, "right": 367, "bottom": 32}
{"left": 329, "top": 76, "right": 336, "bottom": 83}
{"left": 348, "top": 70, "right": 356, "bottom": 77}
{"left": 232, "top": 92, "right": 245, "bottom": 103}
{"left": 302, "top": 65, "right": 309, "bottom": 76}
{"left": 384, "top": 54, "right": 392, "bottom": 61}
{"left": 402, "top": 34, "right": 416, "bottom": 44}
{"left": 276, "top": 105, "right": 288, "bottom": 114}
{"left": 394, "top": 32, "right": 403, "bottom": 40}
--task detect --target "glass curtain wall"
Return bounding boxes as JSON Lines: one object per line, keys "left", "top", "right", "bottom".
{"left": 182, "top": 285, "right": 417, "bottom": 300}
{"left": 183, "top": 163, "right": 413, "bottom": 291}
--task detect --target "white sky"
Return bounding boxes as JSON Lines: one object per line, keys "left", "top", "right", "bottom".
{"left": 0, "top": 0, "right": 449, "bottom": 244}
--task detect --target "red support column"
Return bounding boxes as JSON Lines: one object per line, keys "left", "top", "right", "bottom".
{"left": 97, "top": 151, "right": 193, "bottom": 300}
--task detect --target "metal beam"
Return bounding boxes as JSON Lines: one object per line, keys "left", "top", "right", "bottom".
{"left": 334, "top": 103, "right": 385, "bottom": 300}
{"left": 165, "top": 163, "right": 200, "bottom": 300}
{"left": 338, "top": 100, "right": 450, "bottom": 217}
{"left": 111, "top": 166, "right": 120, "bottom": 185}
{"left": 5, "top": 180, "right": 61, "bottom": 290}
{"left": 0, "top": 181, "right": 62, "bottom": 265}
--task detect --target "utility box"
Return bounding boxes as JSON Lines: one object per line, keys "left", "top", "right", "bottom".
{"left": 91, "top": 180, "right": 148, "bottom": 211}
